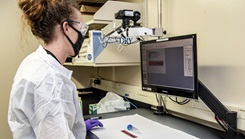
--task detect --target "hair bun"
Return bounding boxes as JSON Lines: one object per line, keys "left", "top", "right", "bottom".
{"left": 18, "top": 0, "right": 80, "bottom": 43}
{"left": 18, "top": 0, "right": 47, "bottom": 23}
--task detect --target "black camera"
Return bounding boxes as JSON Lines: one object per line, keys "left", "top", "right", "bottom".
{"left": 115, "top": 10, "right": 141, "bottom": 29}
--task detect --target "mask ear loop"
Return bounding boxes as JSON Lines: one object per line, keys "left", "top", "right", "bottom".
{"left": 66, "top": 23, "right": 84, "bottom": 58}
{"left": 60, "top": 20, "right": 78, "bottom": 57}
{"left": 61, "top": 19, "right": 85, "bottom": 57}
{"left": 61, "top": 21, "right": 75, "bottom": 45}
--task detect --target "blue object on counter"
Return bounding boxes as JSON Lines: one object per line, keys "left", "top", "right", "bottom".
{"left": 127, "top": 124, "right": 141, "bottom": 134}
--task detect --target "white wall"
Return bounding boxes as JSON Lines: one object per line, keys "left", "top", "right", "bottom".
{"left": 0, "top": 1, "right": 39, "bottom": 138}
{"left": 160, "top": 0, "right": 245, "bottom": 105}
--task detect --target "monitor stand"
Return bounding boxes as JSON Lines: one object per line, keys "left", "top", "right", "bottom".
{"left": 154, "top": 94, "right": 166, "bottom": 115}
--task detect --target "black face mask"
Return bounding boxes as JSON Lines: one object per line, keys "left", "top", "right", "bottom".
{"left": 62, "top": 22, "right": 84, "bottom": 57}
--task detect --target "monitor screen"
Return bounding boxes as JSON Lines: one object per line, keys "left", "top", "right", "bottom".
{"left": 140, "top": 34, "right": 198, "bottom": 99}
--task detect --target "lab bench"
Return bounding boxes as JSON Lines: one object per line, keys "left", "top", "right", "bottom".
{"left": 84, "top": 108, "right": 225, "bottom": 139}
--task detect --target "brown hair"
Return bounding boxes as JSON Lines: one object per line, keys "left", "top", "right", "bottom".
{"left": 18, "top": 0, "right": 80, "bottom": 43}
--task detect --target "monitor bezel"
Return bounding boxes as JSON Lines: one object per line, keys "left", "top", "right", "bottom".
{"left": 140, "top": 34, "right": 198, "bottom": 99}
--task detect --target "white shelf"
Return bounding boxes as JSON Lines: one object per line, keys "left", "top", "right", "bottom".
{"left": 72, "top": 62, "right": 140, "bottom": 67}
{"left": 64, "top": 62, "right": 140, "bottom": 67}
{"left": 86, "top": 19, "right": 110, "bottom": 31}
{"left": 64, "top": 62, "right": 73, "bottom": 66}
{"left": 86, "top": 19, "right": 111, "bottom": 25}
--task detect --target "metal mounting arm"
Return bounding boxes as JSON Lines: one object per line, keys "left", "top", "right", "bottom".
{"left": 198, "top": 80, "right": 245, "bottom": 139}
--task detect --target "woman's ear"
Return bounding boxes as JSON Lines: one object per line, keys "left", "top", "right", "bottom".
{"left": 61, "top": 21, "right": 69, "bottom": 34}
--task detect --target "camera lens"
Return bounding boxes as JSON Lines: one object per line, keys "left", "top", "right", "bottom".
{"left": 133, "top": 11, "right": 141, "bottom": 22}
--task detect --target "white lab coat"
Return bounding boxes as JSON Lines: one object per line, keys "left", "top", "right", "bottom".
{"left": 8, "top": 46, "right": 86, "bottom": 139}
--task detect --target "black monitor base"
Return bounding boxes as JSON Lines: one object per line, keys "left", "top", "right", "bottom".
{"left": 154, "top": 106, "right": 166, "bottom": 115}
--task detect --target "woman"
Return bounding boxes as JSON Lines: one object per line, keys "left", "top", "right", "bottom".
{"left": 8, "top": 0, "right": 102, "bottom": 138}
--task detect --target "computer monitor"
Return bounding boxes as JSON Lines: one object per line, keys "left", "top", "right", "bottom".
{"left": 140, "top": 34, "right": 198, "bottom": 99}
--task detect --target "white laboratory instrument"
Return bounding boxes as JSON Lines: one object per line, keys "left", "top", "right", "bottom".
{"left": 101, "top": 10, "right": 166, "bottom": 47}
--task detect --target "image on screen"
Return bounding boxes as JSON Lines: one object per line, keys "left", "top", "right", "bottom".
{"left": 140, "top": 34, "right": 197, "bottom": 99}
